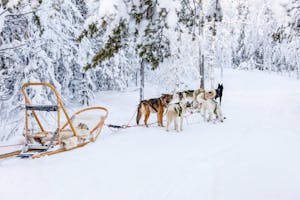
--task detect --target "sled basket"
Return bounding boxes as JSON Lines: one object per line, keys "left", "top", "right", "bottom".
{"left": 0, "top": 82, "right": 108, "bottom": 159}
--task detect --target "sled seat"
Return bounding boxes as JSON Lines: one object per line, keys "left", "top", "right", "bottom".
{"left": 26, "top": 105, "right": 58, "bottom": 112}
{"left": 24, "top": 144, "right": 49, "bottom": 151}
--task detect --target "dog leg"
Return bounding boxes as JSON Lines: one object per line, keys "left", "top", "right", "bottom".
{"left": 157, "top": 112, "right": 161, "bottom": 127}
{"left": 203, "top": 108, "right": 207, "bottom": 121}
{"left": 144, "top": 110, "right": 150, "bottom": 127}
{"left": 158, "top": 108, "right": 164, "bottom": 127}
{"left": 208, "top": 110, "right": 214, "bottom": 122}
{"left": 175, "top": 117, "right": 179, "bottom": 132}
{"left": 206, "top": 109, "right": 210, "bottom": 122}
{"left": 174, "top": 119, "right": 176, "bottom": 130}
{"left": 166, "top": 118, "right": 170, "bottom": 132}
{"left": 192, "top": 101, "right": 198, "bottom": 112}
{"left": 198, "top": 103, "right": 202, "bottom": 113}
{"left": 217, "top": 107, "right": 224, "bottom": 122}
{"left": 136, "top": 106, "right": 142, "bottom": 125}
{"left": 180, "top": 116, "right": 183, "bottom": 131}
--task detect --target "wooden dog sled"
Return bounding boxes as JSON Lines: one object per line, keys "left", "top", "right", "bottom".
{"left": 0, "top": 83, "right": 108, "bottom": 159}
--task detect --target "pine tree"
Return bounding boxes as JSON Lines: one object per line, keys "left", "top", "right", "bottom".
{"left": 282, "top": 0, "right": 300, "bottom": 77}
{"left": 233, "top": 0, "right": 249, "bottom": 68}
{"left": 135, "top": 1, "right": 171, "bottom": 100}
{"left": 83, "top": 0, "right": 171, "bottom": 100}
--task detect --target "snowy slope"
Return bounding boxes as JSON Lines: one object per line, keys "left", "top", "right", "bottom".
{"left": 0, "top": 69, "right": 300, "bottom": 200}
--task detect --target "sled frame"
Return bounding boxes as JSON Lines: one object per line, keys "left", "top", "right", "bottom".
{"left": 0, "top": 82, "right": 108, "bottom": 159}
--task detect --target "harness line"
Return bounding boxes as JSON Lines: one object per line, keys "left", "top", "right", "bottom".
{"left": 0, "top": 143, "right": 24, "bottom": 148}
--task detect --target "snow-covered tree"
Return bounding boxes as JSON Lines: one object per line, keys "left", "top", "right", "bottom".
{"left": 1, "top": 0, "right": 300, "bottom": 141}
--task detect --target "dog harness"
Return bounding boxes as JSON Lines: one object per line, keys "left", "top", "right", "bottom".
{"left": 212, "top": 99, "right": 218, "bottom": 114}
{"left": 143, "top": 99, "right": 160, "bottom": 112}
{"left": 175, "top": 103, "right": 183, "bottom": 117}
{"left": 184, "top": 90, "right": 194, "bottom": 96}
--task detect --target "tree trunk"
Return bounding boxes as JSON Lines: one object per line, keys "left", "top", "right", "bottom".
{"left": 199, "top": 46, "right": 204, "bottom": 89}
{"left": 209, "top": 19, "right": 216, "bottom": 89}
{"left": 135, "top": 71, "right": 138, "bottom": 87}
{"left": 198, "top": 3, "right": 204, "bottom": 89}
{"left": 139, "top": 59, "right": 145, "bottom": 101}
{"left": 200, "top": 54, "right": 205, "bottom": 89}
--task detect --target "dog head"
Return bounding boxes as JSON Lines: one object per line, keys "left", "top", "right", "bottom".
{"left": 160, "top": 94, "right": 173, "bottom": 106}
{"left": 215, "top": 83, "right": 223, "bottom": 98}
{"left": 218, "top": 83, "right": 223, "bottom": 90}
{"left": 204, "top": 89, "right": 216, "bottom": 100}
{"left": 174, "top": 92, "right": 187, "bottom": 101}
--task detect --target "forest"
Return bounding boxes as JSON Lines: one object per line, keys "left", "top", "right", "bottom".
{"left": 0, "top": 0, "right": 299, "bottom": 138}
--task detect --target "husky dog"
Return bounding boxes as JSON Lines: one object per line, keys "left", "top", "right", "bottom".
{"left": 136, "top": 94, "right": 173, "bottom": 127}
{"left": 197, "top": 91, "right": 224, "bottom": 122}
{"left": 181, "top": 88, "right": 205, "bottom": 109}
{"left": 166, "top": 93, "right": 187, "bottom": 132}
{"left": 215, "top": 83, "right": 224, "bottom": 105}
{"left": 193, "top": 89, "right": 216, "bottom": 113}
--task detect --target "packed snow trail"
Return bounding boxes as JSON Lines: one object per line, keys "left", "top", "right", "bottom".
{"left": 0, "top": 69, "right": 300, "bottom": 200}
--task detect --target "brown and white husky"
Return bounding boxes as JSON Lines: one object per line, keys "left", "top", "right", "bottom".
{"left": 136, "top": 94, "right": 173, "bottom": 127}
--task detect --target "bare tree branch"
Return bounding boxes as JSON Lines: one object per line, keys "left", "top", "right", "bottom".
{"left": 0, "top": 43, "right": 28, "bottom": 52}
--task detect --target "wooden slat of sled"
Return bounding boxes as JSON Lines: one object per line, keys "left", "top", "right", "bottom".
{"left": 0, "top": 150, "right": 22, "bottom": 159}
{"left": 32, "top": 142, "right": 89, "bottom": 159}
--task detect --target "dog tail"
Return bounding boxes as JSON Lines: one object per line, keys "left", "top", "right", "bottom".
{"left": 136, "top": 102, "right": 143, "bottom": 125}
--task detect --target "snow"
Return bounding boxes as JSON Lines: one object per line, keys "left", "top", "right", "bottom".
{"left": 248, "top": 0, "right": 289, "bottom": 24}
{"left": 97, "top": 0, "right": 128, "bottom": 21}
{"left": 0, "top": 8, "right": 5, "bottom": 32}
{"left": 5, "top": 0, "right": 21, "bottom": 8}
{"left": 158, "top": 0, "right": 180, "bottom": 28}
{"left": 1, "top": 68, "right": 300, "bottom": 200}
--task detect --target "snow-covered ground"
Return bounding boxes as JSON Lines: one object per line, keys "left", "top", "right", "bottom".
{"left": 1, "top": 69, "right": 300, "bottom": 200}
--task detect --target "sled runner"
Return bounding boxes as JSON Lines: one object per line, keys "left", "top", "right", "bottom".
{"left": 0, "top": 83, "right": 108, "bottom": 159}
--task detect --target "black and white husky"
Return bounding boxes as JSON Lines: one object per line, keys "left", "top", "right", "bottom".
{"left": 215, "top": 83, "right": 224, "bottom": 105}
{"left": 197, "top": 92, "right": 224, "bottom": 122}
{"left": 166, "top": 93, "right": 188, "bottom": 132}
